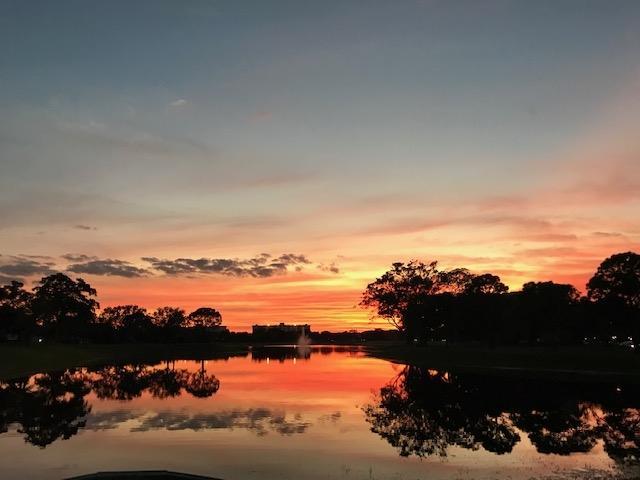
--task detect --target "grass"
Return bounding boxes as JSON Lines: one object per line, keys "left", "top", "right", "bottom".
{"left": 363, "top": 341, "right": 640, "bottom": 382}
{"left": 0, "top": 342, "right": 249, "bottom": 380}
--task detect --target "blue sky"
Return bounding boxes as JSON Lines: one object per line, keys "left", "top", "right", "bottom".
{"left": 1, "top": 1, "right": 639, "bottom": 328}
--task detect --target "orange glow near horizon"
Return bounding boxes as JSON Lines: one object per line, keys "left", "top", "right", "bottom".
{"left": 83, "top": 239, "right": 635, "bottom": 332}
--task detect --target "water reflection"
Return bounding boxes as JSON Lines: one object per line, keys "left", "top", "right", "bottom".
{"left": 2, "top": 348, "right": 640, "bottom": 480}
{"left": 364, "top": 365, "right": 640, "bottom": 464}
{"left": 0, "top": 360, "right": 223, "bottom": 448}
{"left": 0, "top": 348, "right": 332, "bottom": 448}
{"left": 1, "top": 371, "right": 91, "bottom": 448}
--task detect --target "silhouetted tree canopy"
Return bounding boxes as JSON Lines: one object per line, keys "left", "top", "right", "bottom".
{"left": 360, "top": 261, "right": 441, "bottom": 331}
{"left": 588, "top": 252, "right": 640, "bottom": 309}
{"left": 152, "top": 307, "right": 186, "bottom": 329}
{"left": 187, "top": 307, "right": 222, "bottom": 328}
{"left": 464, "top": 274, "right": 509, "bottom": 295}
{"left": 359, "top": 252, "right": 640, "bottom": 345}
{"left": 361, "top": 261, "right": 510, "bottom": 340}
{"left": 0, "top": 281, "right": 34, "bottom": 339}
{"left": 30, "top": 274, "right": 98, "bottom": 339}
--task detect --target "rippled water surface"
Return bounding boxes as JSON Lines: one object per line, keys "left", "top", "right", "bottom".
{"left": 1, "top": 346, "right": 639, "bottom": 480}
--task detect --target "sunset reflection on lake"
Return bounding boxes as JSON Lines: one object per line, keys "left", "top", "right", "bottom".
{"left": 1, "top": 347, "right": 637, "bottom": 480}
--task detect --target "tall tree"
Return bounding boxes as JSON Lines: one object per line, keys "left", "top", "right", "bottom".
{"left": 464, "top": 274, "right": 509, "bottom": 295}
{"left": 0, "top": 281, "right": 34, "bottom": 339}
{"left": 187, "top": 307, "right": 222, "bottom": 328}
{"left": 152, "top": 307, "right": 186, "bottom": 329}
{"left": 30, "top": 274, "right": 98, "bottom": 339}
{"left": 360, "top": 261, "right": 442, "bottom": 331}
{"left": 587, "top": 252, "right": 640, "bottom": 309}
{"left": 98, "top": 305, "right": 154, "bottom": 341}
{"left": 519, "top": 281, "right": 580, "bottom": 344}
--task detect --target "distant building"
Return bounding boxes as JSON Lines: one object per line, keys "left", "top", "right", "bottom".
{"left": 205, "top": 325, "right": 230, "bottom": 334}
{"left": 252, "top": 323, "right": 311, "bottom": 341}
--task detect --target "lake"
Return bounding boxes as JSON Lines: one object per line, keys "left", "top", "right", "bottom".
{"left": 1, "top": 346, "right": 639, "bottom": 480}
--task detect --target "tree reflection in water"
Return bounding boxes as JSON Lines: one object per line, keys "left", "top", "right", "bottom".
{"left": 1, "top": 370, "right": 91, "bottom": 448}
{"left": 364, "top": 366, "right": 640, "bottom": 464}
{"left": 184, "top": 360, "right": 220, "bottom": 398}
{"left": 0, "top": 361, "right": 220, "bottom": 447}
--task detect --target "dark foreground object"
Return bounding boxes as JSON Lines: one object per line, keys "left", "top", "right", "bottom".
{"left": 66, "top": 471, "right": 219, "bottom": 480}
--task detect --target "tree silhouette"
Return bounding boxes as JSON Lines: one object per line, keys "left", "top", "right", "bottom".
{"left": 518, "top": 281, "right": 580, "bottom": 344}
{"left": 360, "top": 261, "right": 514, "bottom": 341}
{"left": 588, "top": 252, "right": 640, "bottom": 309}
{"left": 464, "top": 274, "right": 509, "bottom": 295}
{"left": 360, "top": 261, "right": 441, "bottom": 331}
{"left": 187, "top": 307, "right": 222, "bottom": 328}
{"left": 30, "top": 274, "right": 98, "bottom": 339}
{"left": 97, "top": 305, "right": 154, "bottom": 342}
{"left": 0, "top": 281, "right": 34, "bottom": 340}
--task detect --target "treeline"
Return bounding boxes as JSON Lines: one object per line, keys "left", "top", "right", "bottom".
{"left": 0, "top": 273, "right": 226, "bottom": 343}
{"left": 361, "top": 252, "right": 640, "bottom": 346}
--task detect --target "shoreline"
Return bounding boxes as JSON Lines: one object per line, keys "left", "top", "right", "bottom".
{"left": 2, "top": 341, "right": 640, "bottom": 382}
{"left": 363, "top": 342, "right": 640, "bottom": 382}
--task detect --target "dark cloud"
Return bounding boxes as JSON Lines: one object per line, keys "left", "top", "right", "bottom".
{"left": 130, "top": 409, "right": 310, "bottom": 436}
{"left": 592, "top": 231, "right": 624, "bottom": 238}
{"left": 74, "top": 224, "right": 97, "bottom": 231}
{"left": 61, "top": 253, "right": 98, "bottom": 262}
{"left": 318, "top": 262, "right": 340, "bottom": 274}
{"left": 67, "top": 258, "right": 150, "bottom": 278}
{"left": 0, "top": 254, "right": 57, "bottom": 281}
{"left": 142, "top": 253, "right": 310, "bottom": 278}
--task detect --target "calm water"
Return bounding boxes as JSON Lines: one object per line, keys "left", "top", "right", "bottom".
{"left": 1, "top": 346, "right": 639, "bottom": 480}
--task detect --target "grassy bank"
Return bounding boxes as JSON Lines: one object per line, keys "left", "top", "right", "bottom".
{"left": 364, "top": 342, "right": 640, "bottom": 382}
{"left": 0, "top": 343, "right": 249, "bottom": 380}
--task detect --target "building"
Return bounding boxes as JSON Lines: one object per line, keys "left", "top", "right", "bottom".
{"left": 252, "top": 323, "right": 311, "bottom": 341}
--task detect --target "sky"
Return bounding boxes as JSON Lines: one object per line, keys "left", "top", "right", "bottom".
{"left": 1, "top": 0, "right": 639, "bottom": 331}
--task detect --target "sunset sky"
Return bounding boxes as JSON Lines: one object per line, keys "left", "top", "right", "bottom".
{"left": 1, "top": 1, "right": 639, "bottom": 331}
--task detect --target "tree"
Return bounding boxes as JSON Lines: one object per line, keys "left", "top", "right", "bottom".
{"left": 187, "top": 307, "right": 222, "bottom": 328}
{"left": 152, "top": 307, "right": 186, "bottom": 342}
{"left": 98, "top": 305, "right": 147, "bottom": 330}
{"left": 152, "top": 307, "right": 186, "bottom": 329}
{"left": 30, "top": 274, "right": 98, "bottom": 339}
{"left": 97, "top": 305, "right": 154, "bottom": 342}
{"left": 360, "top": 261, "right": 442, "bottom": 331}
{"left": 587, "top": 252, "right": 640, "bottom": 309}
{"left": 0, "top": 281, "right": 34, "bottom": 340}
{"left": 360, "top": 261, "right": 506, "bottom": 340}
{"left": 464, "top": 274, "right": 509, "bottom": 295}
{"left": 518, "top": 281, "right": 580, "bottom": 344}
